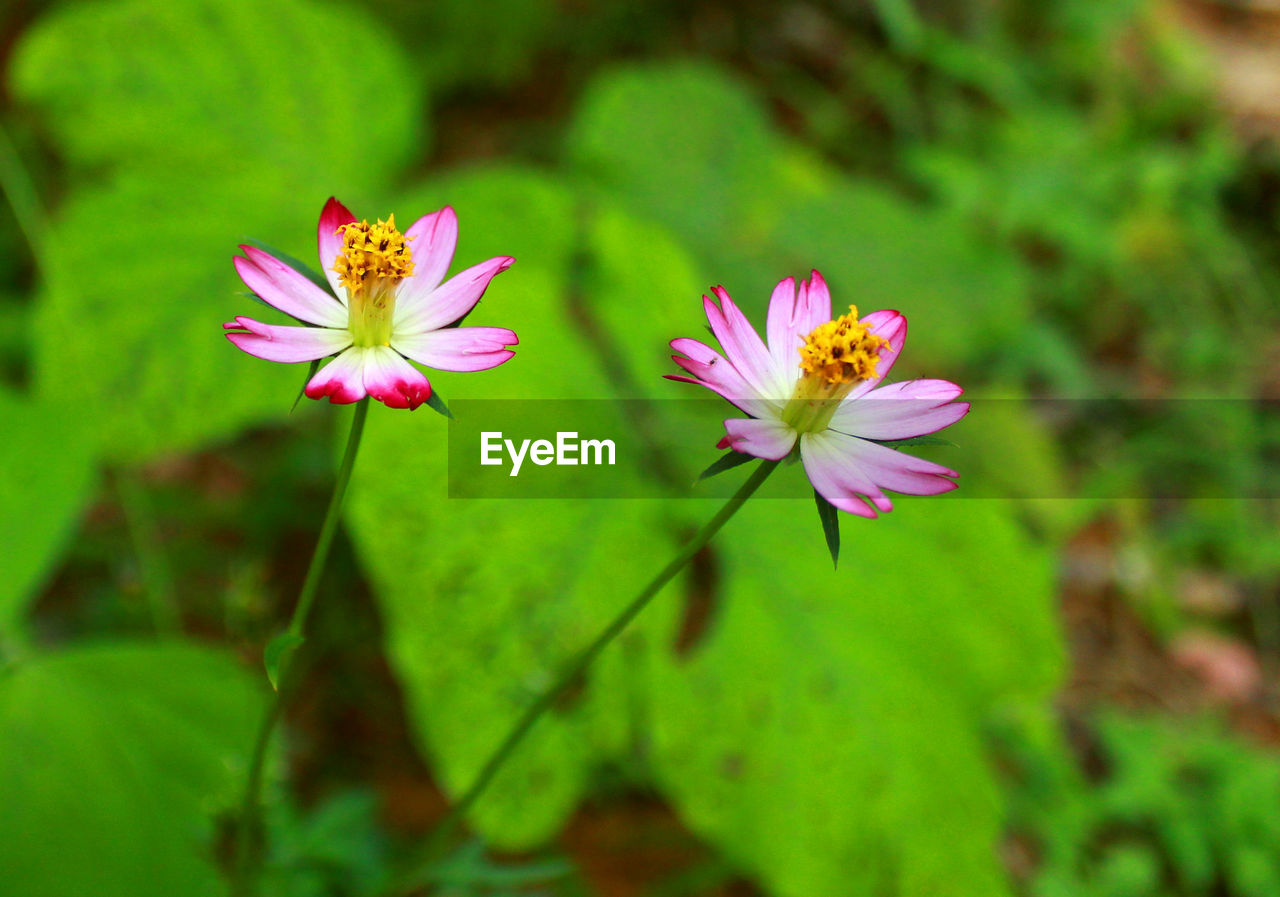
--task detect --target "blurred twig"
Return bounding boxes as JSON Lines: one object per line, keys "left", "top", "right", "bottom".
{"left": 0, "top": 121, "right": 49, "bottom": 264}
{"left": 869, "top": 0, "right": 924, "bottom": 53}
{"left": 0, "top": 119, "right": 74, "bottom": 342}
{"left": 115, "top": 472, "right": 181, "bottom": 635}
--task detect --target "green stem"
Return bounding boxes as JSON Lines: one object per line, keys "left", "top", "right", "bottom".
{"left": 286, "top": 398, "right": 369, "bottom": 639}
{"left": 231, "top": 398, "right": 370, "bottom": 897}
{"left": 388, "top": 458, "right": 780, "bottom": 894}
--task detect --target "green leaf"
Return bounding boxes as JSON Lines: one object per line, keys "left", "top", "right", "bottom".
{"left": 0, "top": 640, "right": 263, "bottom": 897}
{"left": 11, "top": 0, "right": 423, "bottom": 461}
{"left": 348, "top": 168, "right": 1065, "bottom": 897}
{"left": 348, "top": 168, "right": 698, "bottom": 844}
{"left": 813, "top": 488, "right": 841, "bottom": 568}
{"left": 567, "top": 62, "right": 1031, "bottom": 369}
{"left": 264, "top": 631, "right": 305, "bottom": 691}
{"left": 10, "top": 0, "right": 422, "bottom": 180}
{"left": 696, "top": 450, "right": 755, "bottom": 483}
{"left": 646, "top": 500, "right": 1061, "bottom": 897}
{"left": 568, "top": 63, "right": 777, "bottom": 284}
{"left": 389, "top": 0, "right": 559, "bottom": 91}
{"left": 30, "top": 175, "right": 308, "bottom": 459}
{"left": 0, "top": 388, "right": 96, "bottom": 637}
{"left": 946, "top": 396, "right": 1086, "bottom": 539}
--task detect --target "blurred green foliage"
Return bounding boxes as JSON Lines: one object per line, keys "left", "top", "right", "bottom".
{"left": 10, "top": 0, "right": 423, "bottom": 462}
{"left": 568, "top": 62, "right": 1033, "bottom": 372}
{"left": 0, "top": 642, "right": 262, "bottom": 897}
{"left": 261, "top": 789, "right": 392, "bottom": 897}
{"left": 346, "top": 106, "right": 1061, "bottom": 897}
{"left": 0, "top": 386, "right": 94, "bottom": 635}
{"left": 0, "top": 0, "right": 1276, "bottom": 895}
{"left": 1008, "top": 714, "right": 1280, "bottom": 897}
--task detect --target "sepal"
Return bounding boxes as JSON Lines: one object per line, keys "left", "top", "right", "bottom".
{"left": 264, "top": 631, "right": 305, "bottom": 691}
{"left": 291, "top": 359, "right": 322, "bottom": 412}
{"left": 696, "top": 449, "right": 755, "bottom": 483}
{"left": 870, "top": 434, "right": 956, "bottom": 448}
{"left": 814, "top": 488, "right": 841, "bottom": 569}
{"left": 425, "top": 388, "right": 453, "bottom": 419}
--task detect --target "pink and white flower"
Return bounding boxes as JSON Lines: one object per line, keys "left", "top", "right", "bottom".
{"left": 225, "top": 197, "right": 517, "bottom": 410}
{"left": 667, "top": 271, "right": 969, "bottom": 517}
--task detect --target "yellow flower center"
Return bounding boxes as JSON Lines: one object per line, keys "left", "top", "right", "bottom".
{"left": 797, "top": 305, "right": 888, "bottom": 387}
{"left": 334, "top": 215, "right": 414, "bottom": 346}
{"left": 782, "top": 305, "right": 889, "bottom": 433}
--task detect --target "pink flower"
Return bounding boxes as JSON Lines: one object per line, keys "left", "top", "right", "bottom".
{"left": 225, "top": 198, "right": 518, "bottom": 410}
{"left": 667, "top": 271, "right": 969, "bottom": 517}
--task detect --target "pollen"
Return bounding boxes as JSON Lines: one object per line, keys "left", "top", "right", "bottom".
{"left": 333, "top": 215, "right": 414, "bottom": 296}
{"left": 798, "top": 306, "right": 889, "bottom": 387}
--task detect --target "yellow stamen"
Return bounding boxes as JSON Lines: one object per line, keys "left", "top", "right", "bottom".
{"left": 334, "top": 215, "right": 414, "bottom": 296}
{"left": 334, "top": 215, "right": 414, "bottom": 346}
{"left": 798, "top": 305, "right": 889, "bottom": 387}
{"left": 782, "top": 306, "right": 889, "bottom": 433}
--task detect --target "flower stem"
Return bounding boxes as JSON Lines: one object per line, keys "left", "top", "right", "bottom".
{"left": 231, "top": 397, "right": 370, "bottom": 897}
{"left": 387, "top": 457, "right": 780, "bottom": 894}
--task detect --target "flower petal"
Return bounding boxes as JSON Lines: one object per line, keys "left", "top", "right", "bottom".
{"left": 846, "top": 309, "right": 907, "bottom": 400}
{"left": 751, "top": 271, "right": 836, "bottom": 393}
{"left": 392, "top": 326, "right": 518, "bottom": 373}
{"left": 305, "top": 347, "right": 369, "bottom": 404}
{"left": 830, "top": 379, "right": 969, "bottom": 440}
{"left": 706, "top": 287, "right": 787, "bottom": 398}
{"left": 666, "top": 337, "right": 778, "bottom": 419}
{"left": 764, "top": 276, "right": 805, "bottom": 378}
{"left": 224, "top": 316, "right": 352, "bottom": 363}
{"left": 363, "top": 346, "right": 432, "bottom": 409}
{"left": 235, "top": 245, "right": 348, "bottom": 327}
{"left": 393, "top": 255, "right": 515, "bottom": 335}
{"left": 722, "top": 417, "right": 797, "bottom": 460}
{"left": 799, "top": 431, "right": 890, "bottom": 517}
{"left": 399, "top": 206, "right": 459, "bottom": 302}
{"left": 824, "top": 429, "right": 959, "bottom": 496}
{"left": 803, "top": 270, "right": 833, "bottom": 331}
{"left": 318, "top": 197, "right": 356, "bottom": 303}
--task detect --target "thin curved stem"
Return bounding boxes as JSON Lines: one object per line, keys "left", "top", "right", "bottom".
{"left": 231, "top": 398, "right": 370, "bottom": 897}
{"left": 287, "top": 399, "right": 371, "bottom": 640}
{"left": 387, "top": 457, "right": 780, "bottom": 894}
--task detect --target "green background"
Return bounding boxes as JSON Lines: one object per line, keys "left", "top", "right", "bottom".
{"left": 0, "top": 0, "right": 1277, "bottom": 895}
